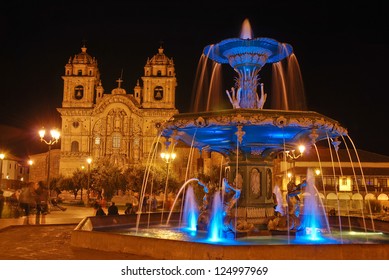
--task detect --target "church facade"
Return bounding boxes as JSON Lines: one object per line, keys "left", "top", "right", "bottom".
{"left": 57, "top": 46, "right": 179, "bottom": 176}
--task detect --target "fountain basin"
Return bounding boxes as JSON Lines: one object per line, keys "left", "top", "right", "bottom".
{"left": 161, "top": 109, "right": 347, "bottom": 157}
{"left": 71, "top": 214, "right": 389, "bottom": 260}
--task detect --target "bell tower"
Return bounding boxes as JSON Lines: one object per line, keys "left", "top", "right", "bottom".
{"left": 62, "top": 45, "right": 100, "bottom": 108}
{"left": 57, "top": 45, "right": 102, "bottom": 176}
{"left": 141, "top": 46, "right": 176, "bottom": 109}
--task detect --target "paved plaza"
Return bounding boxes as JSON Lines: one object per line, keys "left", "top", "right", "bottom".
{"left": 0, "top": 205, "right": 153, "bottom": 260}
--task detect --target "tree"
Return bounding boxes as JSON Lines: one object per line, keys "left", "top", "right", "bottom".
{"left": 60, "top": 177, "right": 80, "bottom": 200}
{"left": 123, "top": 162, "right": 182, "bottom": 196}
{"left": 91, "top": 157, "right": 125, "bottom": 201}
{"left": 72, "top": 169, "right": 88, "bottom": 200}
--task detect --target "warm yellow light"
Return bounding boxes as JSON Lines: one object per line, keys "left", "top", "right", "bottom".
{"left": 160, "top": 152, "right": 176, "bottom": 163}
{"left": 287, "top": 172, "right": 292, "bottom": 178}
{"left": 81, "top": 165, "right": 85, "bottom": 170}
{"left": 298, "top": 145, "right": 306, "bottom": 154}
{"left": 87, "top": 157, "right": 92, "bottom": 164}
{"left": 0, "top": 153, "right": 4, "bottom": 160}
{"left": 315, "top": 169, "right": 321, "bottom": 176}
{"left": 28, "top": 160, "right": 33, "bottom": 165}
{"left": 39, "top": 128, "right": 46, "bottom": 138}
{"left": 50, "top": 129, "right": 60, "bottom": 140}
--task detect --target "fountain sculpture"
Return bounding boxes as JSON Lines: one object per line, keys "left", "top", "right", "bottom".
{"left": 71, "top": 19, "right": 389, "bottom": 259}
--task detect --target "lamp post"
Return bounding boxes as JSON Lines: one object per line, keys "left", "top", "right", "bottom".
{"left": 284, "top": 144, "right": 306, "bottom": 160}
{"left": 0, "top": 153, "right": 4, "bottom": 189}
{"left": 39, "top": 128, "right": 60, "bottom": 200}
{"left": 86, "top": 157, "right": 92, "bottom": 206}
{"left": 160, "top": 151, "right": 176, "bottom": 222}
{"left": 27, "top": 159, "right": 33, "bottom": 183}
{"left": 283, "top": 144, "right": 306, "bottom": 179}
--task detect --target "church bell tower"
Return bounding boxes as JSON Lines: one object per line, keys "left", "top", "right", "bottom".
{"left": 141, "top": 46, "right": 176, "bottom": 109}
{"left": 62, "top": 45, "right": 101, "bottom": 108}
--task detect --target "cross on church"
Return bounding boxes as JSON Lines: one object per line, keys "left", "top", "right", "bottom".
{"left": 116, "top": 77, "right": 123, "bottom": 88}
{"left": 116, "top": 69, "right": 124, "bottom": 88}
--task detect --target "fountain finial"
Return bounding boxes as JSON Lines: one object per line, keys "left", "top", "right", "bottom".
{"left": 240, "top": 18, "right": 253, "bottom": 39}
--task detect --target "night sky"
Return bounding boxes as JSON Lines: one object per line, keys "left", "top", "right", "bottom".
{"left": 0, "top": 1, "right": 388, "bottom": 158}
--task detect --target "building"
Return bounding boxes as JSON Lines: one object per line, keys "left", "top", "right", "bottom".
{"left": 28, "top": 149, "right": 61, "bottom": 184}
{"left": 56, "top": 45, "right": 178, "bottom": 176}
{"left": 275, "top": 147, "right": 389, "bottom": 211}
{"left": 0, "top": 152, "right": 30, "bottom": 189}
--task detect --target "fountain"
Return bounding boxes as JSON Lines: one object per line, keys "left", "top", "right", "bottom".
{"left": 71, "top": 19, "right": 389, "bottom": 259}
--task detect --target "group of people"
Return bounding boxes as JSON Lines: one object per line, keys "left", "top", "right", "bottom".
{"left": 0, "top": 181, "right": 68, "bottom": 220}
{"left": 95, "top": 201, "right": 119, "bottom": 216}
{"left": 8, "top": 182, "right": 49, "bottom": 217}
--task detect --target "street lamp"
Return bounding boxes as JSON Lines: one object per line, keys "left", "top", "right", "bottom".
{"left": 86, "top": 157, "right": 92, "bottom": 206}
{"left": 0, "top": 153, "right": 5, "bottom": 189}
{"left": 39, "top": 127, "right": 60, "bottom": 199}
{"left": 160, "top": 151, "right": 176, "bottom": 222}
{"left": 284, "top": 144, "right": 306, "bottom": 160}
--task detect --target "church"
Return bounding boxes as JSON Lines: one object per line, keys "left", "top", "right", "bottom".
{"left": 56, "top": 45, "right": 179, "bottom": 177}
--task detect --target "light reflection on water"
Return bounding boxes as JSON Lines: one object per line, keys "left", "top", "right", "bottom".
{"left": 95, "top": 225, "right": 389, "bottom": 246}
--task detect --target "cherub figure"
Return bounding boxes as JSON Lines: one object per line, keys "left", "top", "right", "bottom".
{"left": 226, "top": 87, "right": 241, "bottom": 109}
{"left": 256, "top": 83, "right": 267, "bottom": 109}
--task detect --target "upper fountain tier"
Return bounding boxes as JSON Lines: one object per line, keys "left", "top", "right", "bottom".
{"left": 203, "top": 19, "right": 293, "bottom": 109}
{"left": 203, "top": 37, "right": 293, "bottom": 71}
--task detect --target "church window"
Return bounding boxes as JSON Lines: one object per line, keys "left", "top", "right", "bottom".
{"left": 157, "top": 70, "right": 162, "bottom": 76}
{"left": 153, "top": 86, "right": 163, "bottom": 100}
{"left": 66, "top": 70, "right": 70, "bottom": 75}
{"left": 95, "top": 136, "right": 100, "bottom": 145}
{"left": 112, "top": 134, "right": 121, "bottom": 148}
{"left": 168, "top": 71, "right": 172, "bottom": 76}
{"left": 72, "top": 121, "right": 79, "bottom": 128}
{"left": 74, "top": 85, "right": 84, "bottom": 100}
{"left": 78, "top": 70, "right": 82, "bottom": 76}
{"left": 71, "top": 141, "right": 79, "bottom": 152}
{"left": 89, "top": 70, "right": 92, "bottom": 76}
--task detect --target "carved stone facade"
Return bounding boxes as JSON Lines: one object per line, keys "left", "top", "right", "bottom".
{"left": 57, "top": 46, "right": 178, "bottom": 177}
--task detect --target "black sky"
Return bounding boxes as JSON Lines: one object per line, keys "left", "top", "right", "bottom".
{"left": 0, "top": 0, "right": 388, "bottom": 158}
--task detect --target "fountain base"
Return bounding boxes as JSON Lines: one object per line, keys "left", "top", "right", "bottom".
{"left": 71, "top": 214, "right": 389, "bottom": 260}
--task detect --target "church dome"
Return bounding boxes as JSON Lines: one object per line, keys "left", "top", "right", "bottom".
{"left": 71, "top": 46, "right": 95, "bottom": 64}
{"left": 147, "top": 47, "right": 173, "bottom": 66}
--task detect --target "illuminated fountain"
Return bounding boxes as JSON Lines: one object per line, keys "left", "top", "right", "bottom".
{"left": 160, "top": 18, "right": 346, "bottom": 239}
{"left": 71, "top": 19, "right": 389, "bottom": 259}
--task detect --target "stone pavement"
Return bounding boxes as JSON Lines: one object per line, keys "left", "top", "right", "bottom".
{"left": 0, "top": 205, "right": 154, "bottom": 260}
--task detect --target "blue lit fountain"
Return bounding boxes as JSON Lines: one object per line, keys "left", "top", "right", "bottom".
{"left": 160, "top": 18, "right": 347, "bottom": 241}
{"left": 72, "top": 19, "right": 389, "bottom": 259}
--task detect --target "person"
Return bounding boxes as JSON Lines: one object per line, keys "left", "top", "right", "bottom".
{"left": 19, "top": 184, "right": 35, "bottom": 217}
{"left": 95, "top": 205, "right": 106, "bottom": 216}
{"left": 142, "top": 195, "right": 149, "bottom": 212}
{"left": 124, "top": 203, "right": 133, "bottom": 214}
{"left": 107, "top": 201, "right": 119, "bottom": 215}
{"left": 151, "top": 195, "right": 157, "bottom": 212}
{"left": 51, "top": 197, "right": 67, "bottom": 211}
{"left": 33, "top": 183, "right": 43, "bottom": 215}
{"left": 0, "top": 190, "right": 5, "bottom": 218}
